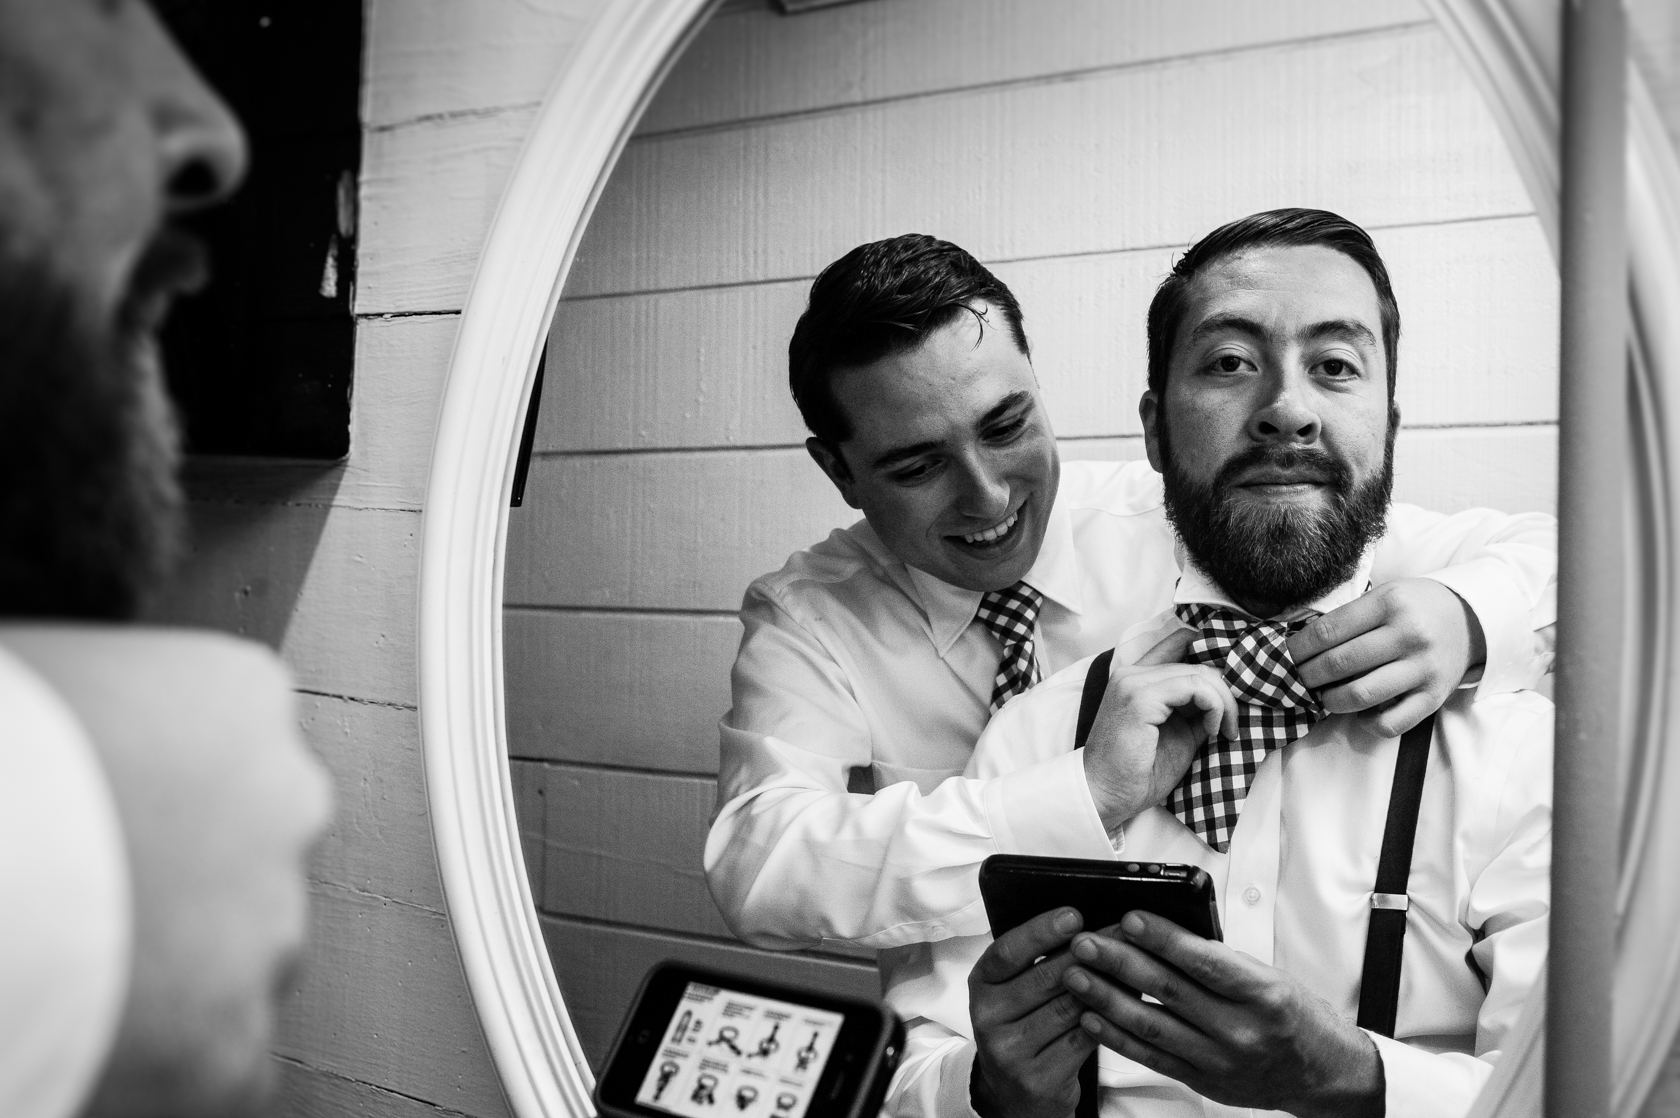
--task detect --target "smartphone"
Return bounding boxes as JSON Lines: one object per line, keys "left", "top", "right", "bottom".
{"left": 978, "top": 854, "right": 1223, "bottom": 941}
{"left": 595, "top": 963, "right": 905, "bottom": 1118}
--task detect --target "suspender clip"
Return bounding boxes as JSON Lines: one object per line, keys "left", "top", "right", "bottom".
{"left": 1371, "top": 892, "right": 1409, "bottom": 911}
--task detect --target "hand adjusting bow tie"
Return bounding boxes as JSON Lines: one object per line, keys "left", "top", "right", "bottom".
{"left": 1166, "top": 603, "right": 1325, "bottom": 853}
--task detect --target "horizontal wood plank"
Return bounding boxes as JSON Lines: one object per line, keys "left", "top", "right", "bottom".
{"left": 358, "top": 105, "right": 538, "bottom": 315}
{"left": 300, "top": 694, "right": 444, "bottom": 911}
{"left": 364, "top": 0, "right": 597, "bottom": 128}
{"left": 569, "top": 26, "right": 1528, "bottom": 298}
{"left": 146, "top": 503, "right": 419, "bottom": 706}
{"left": 517, "top": 762, "right": 730, "bottom": 936}
{"left": 279, "top": 884, "right": 509, "bottom": 1116}
{"left": 504, "top": 609, "right": 741, "bottom": 770}
{"left": 539, "top": 216, "right": 1555, "bottom": 452}
{"left": 503, "top": 449, "right": 853, "bottom": 611}
{"left": 541, "top": 915, "right": 879, "bottom": 1070}
{"left": 274, "top": 1057, "right": 499, "bottom": 1118}
{"left": 643, "top": 0, "right": 1428, "bottom": 136}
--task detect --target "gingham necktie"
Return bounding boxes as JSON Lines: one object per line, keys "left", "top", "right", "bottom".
{"left": 976, "top": 582, "right": 1045, "bottom": 712}
{"left": 1167, "top": 603, "right": 1325, "bottom": 852}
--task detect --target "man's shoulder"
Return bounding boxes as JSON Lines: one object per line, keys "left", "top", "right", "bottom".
{"left": 1057, "top": 457, "right": 1164, "bottom": 517}
{"left": 743, "top": 519, "right": 898, "bottom": 611}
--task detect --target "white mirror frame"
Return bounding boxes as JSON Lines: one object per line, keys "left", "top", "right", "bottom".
{"left": 417, "top": 2, "right": 1680, "bottom": 1115}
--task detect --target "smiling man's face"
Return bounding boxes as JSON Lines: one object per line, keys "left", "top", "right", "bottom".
{"left": 807, "top": 302, "right": 1061, "bottom": 593}
{"left": 1142, "top": 243, "right": 1395, "bottom": 615}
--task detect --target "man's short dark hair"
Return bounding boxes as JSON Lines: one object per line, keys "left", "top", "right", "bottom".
{"left": 788, "top": 234, "right": 1029, "bottom": 447}
{"left": 1146, "top": 208, "right": 1400, "bottom": 399}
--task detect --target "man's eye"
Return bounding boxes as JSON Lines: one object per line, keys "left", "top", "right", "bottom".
{"left": 1321, "top": 358, "right": 1355, "bottom": 377}
{"left": 889, "top": 461, "right": 937, "bottom": 485}
{"left": 1213, "top": 354, "right": 1247, "bottom": 373}
{"left": 985, "top": 417, "right": 1028, "bottom": 442}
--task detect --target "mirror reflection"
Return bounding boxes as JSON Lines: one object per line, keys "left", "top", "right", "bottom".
{"left": 503, "top": 1, "right": 1558, "bottom": 1111}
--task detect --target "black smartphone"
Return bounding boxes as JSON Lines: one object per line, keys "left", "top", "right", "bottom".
{"left": 595, "top": 963, "right": 905, "bottom": 1118}
{"left": 978, "top": 854, "right": 1222, "bottom": 941}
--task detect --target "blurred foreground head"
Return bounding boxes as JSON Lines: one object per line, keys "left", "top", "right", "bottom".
{"left": 0, "top": 7, "right": 335, "bottom": 1118}
{"left": 0, "top": 0, "right": 246, "bottom": 618}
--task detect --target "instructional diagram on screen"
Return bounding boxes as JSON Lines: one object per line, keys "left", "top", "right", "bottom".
{"left": 635, "top": 983, "right": 844, "bottom": 1118}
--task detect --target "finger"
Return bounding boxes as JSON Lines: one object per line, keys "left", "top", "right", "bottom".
{"left": 1354, "top": 689, "right": 1439, "bottom": 738}
{"left": 1114, "top": 912, "right": 1272, "bottom": 1005}
{"left": 1316, "top": 661, "right": 1426, "bottom": 715}
{"left": 1063, "top": 965, "right": 1222, "bottom": 1068}
{"left": 1068, "top": 929, "right": 1220, "bottom": 1030}
{"left": 1292, "top": 625, "right": 1407, "bottom": 690}
{"left": 1136, "top": 628, "right": 1196, "bottom": 667}
{"left": 1017, "top": 990, "right": 1101, "bottom": 1062}
{"left": 1287, "top": 595, "right": 1386, "bottom": 664}
{"left": 973, "top": 907, "right": 1083, "bottom": 985}
{"left": 1077, "top": 1012, "right": 1203, "bottom": 1087}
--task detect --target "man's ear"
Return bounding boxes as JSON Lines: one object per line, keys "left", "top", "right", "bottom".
{"left": 1140, "top": 392, "right": 1164, "bottom": 474}
{"left": 806, "top": 437, "right": 863, "bottom": 510}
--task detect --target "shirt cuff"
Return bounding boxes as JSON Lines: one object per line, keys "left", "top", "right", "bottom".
{"left": 942, "top": 1041, "right": 983, "bottom": 1118}
{"left": 1368, "top": 1032, "right": 1491, "bottom": 1118}
{"left": 1423, "top": 557, "right": 1552, "bottom": 697}
{"left": 982, "top": 751, "right": 1117, "bottom": 861}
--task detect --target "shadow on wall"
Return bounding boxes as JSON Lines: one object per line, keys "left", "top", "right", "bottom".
{"left": 143, "top": 464, "right": 346, "bottom": 651}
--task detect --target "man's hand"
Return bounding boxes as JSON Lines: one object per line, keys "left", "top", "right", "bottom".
{"left": 1082, "top": 630, "right": 1238, "bottom": 831}
{"left": 1289, "top": 577, "right": 1486, "bottom": 737}
{"left": 968, "top": 907, "right": 1097, "bottom": 1118}
{"left": 1062, "top": 912, "right": 1383, "bottom": 1118}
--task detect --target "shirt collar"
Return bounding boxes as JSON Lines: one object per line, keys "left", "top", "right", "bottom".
{"left": 1171, "top": 541, "right": 1375, "bottom": 623}
{"left": 906, "top": 484, "right": 1086, "bottom": 657}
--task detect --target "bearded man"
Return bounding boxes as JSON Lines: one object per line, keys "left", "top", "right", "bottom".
{"left": 0, "top": 3, "right": 331, "bottom": 1117}
{"left": 882, "top": 210, "right": 1550, "bottom": 1118}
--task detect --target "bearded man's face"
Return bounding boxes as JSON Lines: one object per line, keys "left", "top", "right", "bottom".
{"left": 1142, "top": 244, "right": 1397, "bottom": 618}
{"left": 0, "top": 0, "right": 245, "bottom": 617}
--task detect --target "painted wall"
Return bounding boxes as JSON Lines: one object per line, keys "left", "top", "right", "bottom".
{"left": 504, "top": 0, "right": 1563, "bottom": 1073}
{"left": 129, "top": 0, "right": 1680, "bottom": 1114}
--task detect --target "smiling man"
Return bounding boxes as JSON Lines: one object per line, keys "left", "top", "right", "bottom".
{"left": 704, "top": 232, "right": 1556, "bottom": 957}
{"left": 885, "top": 211, "right": 1549, "bottom": 1118}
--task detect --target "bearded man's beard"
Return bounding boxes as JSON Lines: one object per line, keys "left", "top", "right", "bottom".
{"left": 1158, "top": 408, "right": 1396, "bottom": 616}
{"left": 0, "top": 247, "right": 187, "bottom": 619}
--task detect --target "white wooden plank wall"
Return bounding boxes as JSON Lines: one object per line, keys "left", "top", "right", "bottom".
{"left": 504, "top": 0, "right": 1563, "bottom": 1072}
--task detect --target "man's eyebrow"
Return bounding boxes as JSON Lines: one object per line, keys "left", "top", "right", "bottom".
{"left": 1303, "top": 319, "right": 1380, "bottom": 349}
{"left": 867, "top": 392, "right": 1033, "bottom": 472}
{"left": 1186, "top": 314, "right": 1267, "bottom": 345}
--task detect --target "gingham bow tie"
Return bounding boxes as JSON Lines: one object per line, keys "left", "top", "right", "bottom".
{"left": 1167, "top": 603, "right": 1325, "bottom": 852}
{"left": 976, "top": 582, "right": 1045, "bottom": 711}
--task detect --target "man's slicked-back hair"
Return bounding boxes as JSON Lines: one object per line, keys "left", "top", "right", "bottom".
{"left": 789, "top": 234, "right": 1029, "bottom": 447}
{"left": 1146, "top": 208, "right": 1400, "bottom": 400}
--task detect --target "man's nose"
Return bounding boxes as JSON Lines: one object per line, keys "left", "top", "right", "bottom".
{"left": 954, "top": 457, "right": 1012, "bottom": 519}
{"left": 1250, "top": 374, "right": 1321, "bottom": 443}
{"left": 139, "top": 7, "right": 250, "bottom": 213}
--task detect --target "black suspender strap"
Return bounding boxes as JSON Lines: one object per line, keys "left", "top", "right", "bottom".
{"left": 1355, "top": 711, "right": 1437, "bottom": 1037}
{"left": 1071, "top": 649, "right": 1114, "bottom": 1118}
{"left": 1073, "top": 648, "right": 1116, "bottom": 751}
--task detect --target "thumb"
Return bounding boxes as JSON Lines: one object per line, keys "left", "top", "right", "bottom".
{"left": 1136, "top": 627, "right": 1195, "bottom": 667}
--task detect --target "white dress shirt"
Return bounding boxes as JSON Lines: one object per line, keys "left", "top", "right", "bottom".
{"left": 0, "top": 646, "right": 131, "bottom": 1118}
{"left": 705, "top": 458, "right": 1557, "bottom": 952}
{"left": 882, "top": 558, "right": 1552, "bottom": 1118}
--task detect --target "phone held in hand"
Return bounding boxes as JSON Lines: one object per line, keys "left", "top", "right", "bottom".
{"left": 978, "top": 854, "right": 1223, "bottom": 941}
{"left": 595, "top": 963, "right": 905, "bottom": 1118}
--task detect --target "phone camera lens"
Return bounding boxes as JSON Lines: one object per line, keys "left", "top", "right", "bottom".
{"left": 1147, "top": 864, "right": 1160, "bottom": 874}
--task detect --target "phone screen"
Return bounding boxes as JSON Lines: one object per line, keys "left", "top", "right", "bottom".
{"left": 632, "top": 981, "right": 846, "bottom": 1118}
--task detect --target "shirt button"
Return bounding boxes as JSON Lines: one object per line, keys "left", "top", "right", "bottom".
{"left": 1244, "top": 886, "right": 1263, "bottom": 906}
